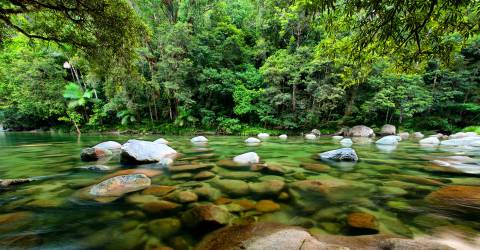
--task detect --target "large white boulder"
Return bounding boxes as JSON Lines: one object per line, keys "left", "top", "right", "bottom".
{"left": 305, "top": 134, "right": 316, "bottom": 140}
{"left": 440, "top": 137, "right": 480, "bottom": 147}
{"left": 332, "top": 135, "right": 343, "bottom": 140}
{"left": 233, "top": 152, "right": 260, "bottom": 165}
{"left": 121, "top": 139, "right": 177, "bottom": 163}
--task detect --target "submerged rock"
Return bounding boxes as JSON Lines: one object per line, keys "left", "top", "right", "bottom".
{"left": 319, "top": 148, "right": 358, "bottom": 161}
{"left": 93, "top": 141, "right": 122, "bottom": 150}
{"left": 195, "top": 223, "right": 331, "bottom": 250}
{"left": 181, "top": 204, "right": 231, "bottom": 229}
{"left": 375, "top": 135, "right": 400, "bottom": 145}
{"left": 191, "top": 136, "right": 208, "bottom": 143}
{"left": 380, "top": 124, "right": 396, "bottom": 135}
{"left": 166, "top": 190, "right": 198, "bottom": 203}
{"left": 142, "top": 185, "right": 176, "bottom": 196}
{"left": 305, "top": 134, "right": 316, "bottom": 140}
{"left": 81, "top": 147, "right": 112, "bottom": 161}
{"left": 89, "top": 174, "right": 151, "bottom": 197}
{"left": 300, "top": 163, "right": 331, "bottom": 173}
{"left": 278, "top": 134, "right": 288, "bottom": 139}
{"left": 121, "top": 139, "right": 177, "bottom": 163}
{"left": 0, "top": 178, "right": 33, "bottom": 187}
{"left": 194, "top": 171, "right": 216, "bottom": 180}
{"left": 250, "top": 163, "right": 286, "bottom": 175}
{"left": 340, "top": 138, "right": 353, "bottom": 147}
{"left": 249, "top": 180, "right": 285, "bottom": 196}
{"left": 212, "top": 179, "right": 250, "bottom": 196}
{"left": 379, "top": 238, "right": 455, "bottom": 250}
{"left": 148, "top": 217, "right": 181, "bottom": 239}
{"left": 346, "top": 212, "right": 378, "bottom": 233}
{"left": 347, "top": 125, "right": 375, "bottom": 137}
{"left": 255, "top": 200, "right": 280, "bottom": 213}
{"left": 77, "top": 165, "right": 114, "bottom": 172}
{"left": 426, "top": 185, "right": 480, "bottom": 216}
{"left": 233, "top": 152, "right": 260, "bottom": 165}
{"left": 142, "top": 200, "right": 181, "bottom": 214}
{"left": 168, "top": 163, "right": 214, "bottom": 173}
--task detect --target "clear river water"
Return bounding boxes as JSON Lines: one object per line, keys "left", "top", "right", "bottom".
{"left": 0, "top": 132, "right": 479, "bottom": 249}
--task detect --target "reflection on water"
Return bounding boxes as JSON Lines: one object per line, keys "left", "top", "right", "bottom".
{"left": 0, "top": 132, "right": 479, "bottom": 249}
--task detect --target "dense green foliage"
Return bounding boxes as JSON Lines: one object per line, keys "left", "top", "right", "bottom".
{"left": 0, "top": 0, "right": 479, "bottom": 134}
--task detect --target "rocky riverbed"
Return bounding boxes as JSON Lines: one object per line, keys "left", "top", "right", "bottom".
{"left": 0, "top": 130, "right": 479, "bottom": 249}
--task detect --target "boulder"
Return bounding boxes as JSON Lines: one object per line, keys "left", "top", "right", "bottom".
{"left": 305, "top": 134, "right": 316, "bottom": 140}
{"left": 153, "top": 138, "right": 169, "bottom": 144}
{"left": 379, "top": 238, "right": 455, "bottom": 250}
{"left": 332, "top": 135, "right": 343, "bottom": 140}
{"left": 255, "top": 200, "right": 280, "bottom": 213}
{"left": 346, "top": 212, "right": 378, "bottom": 233}
{"left": 398, "top": 132, "right": 410, "bottom": 140}
{"left": 319, "top": 148, "right": 358, "bottom": 161}
{"left": 375, "top": 135, "right": 400, "bottom": 145}
{"left": 300, "top": 163, "right": 331, "bottom": 173}
{"left": 81, "top": 147, "right": 112, "bottom": 161}
{"left": 191, "top": 136, "right": 208, "bottom": 143}
{"left": 245, "top": 137, "right": 261, "bottom": 144}
{"left": 89, "top": 174, "right": 151, "bottom": 197}
{"left": 347, "top": 125, "right": 375, "bottom": 137}
{"left": 93, "top": 141, "right": 122, "bottom": 150}
{"left": 340, "top": 138, "right": 353, "bottom": 147}
{"left": 249, "top": 180, "right": 285, "bottom": 196}
{"left": 380, "top": 124, "right": 396, "bottom": 135}
{"left": 121, "top": 139, "right": 177, "bottom": 163}
{"left": 233, "top": 152, "right": 260, "bottom": 165}
{"left": 426, "top": 185, "right": 480, "bottom": 216}
{"left": 195, "top": 223, "right": 330, "bottom": 250}
{"left": 257, "top": 133, "right": 270, "bottom": 139}
{"left": 212, "top": 179, "right": 250, "bottom": 196}
{"left": 311, "top": 129, "right": 321, "bottom": 136}
{"left": 278, "top": 134, "right": 288, "bottom": 139}
{"left": 419, "top": 137, "right": 440, "bottom": 145}
{"left": 414, "top": 132, "right": 425, "bottom": 138}
{"left": 181, "top": 204, "right": 231, "bottom": 229}
{"left": 429, "top": 156, "right": 480, "bottom": 174}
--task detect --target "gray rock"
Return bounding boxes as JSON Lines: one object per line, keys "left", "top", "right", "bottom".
{"left": 440, "top": 137, "right": 480, "bottom": 146}
{"left": 375, "top": 135, "right": 400, "bottom": 145}
{"left": 121, "top": 139, "right": 177, "bottom": 163}
{"left": 332, "top": 135, "right": 343, "bottom": 140}
{"left": 347, "top": 125, "right": 375, "bottom": 137}
{"left": 278, "top": 134, "right": 288, "bottom": 139}
{"left": 233, "top": 152, "right": 260, "bottom": 165}
{"left": 195, "top": 223, "right": 332, "bottom": 250}
{"left": 89, "top": 174, "right": 151, "bottom": 197}
{"left": 414, "top": 132, "right": 425, "bottom": 138}
{"left": 419, "top": 137, "right": 440, "bottom": 145}
{"left": 245, "top": 137, "right": 261, "bottom": 144}
{"left": 398, "top": 132, "right": 410, "bottom": 140}
{"left": 191, "top": 136, "right": 208, "bottom": 143}
{"left": 93, "top": 141, "right": 122, "bottom": 150}
{"left": 319, "top": 148, "right": 358, "bottom": 161}
{"left": 380, "top": 124, "right": 396, "bottom": 135}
